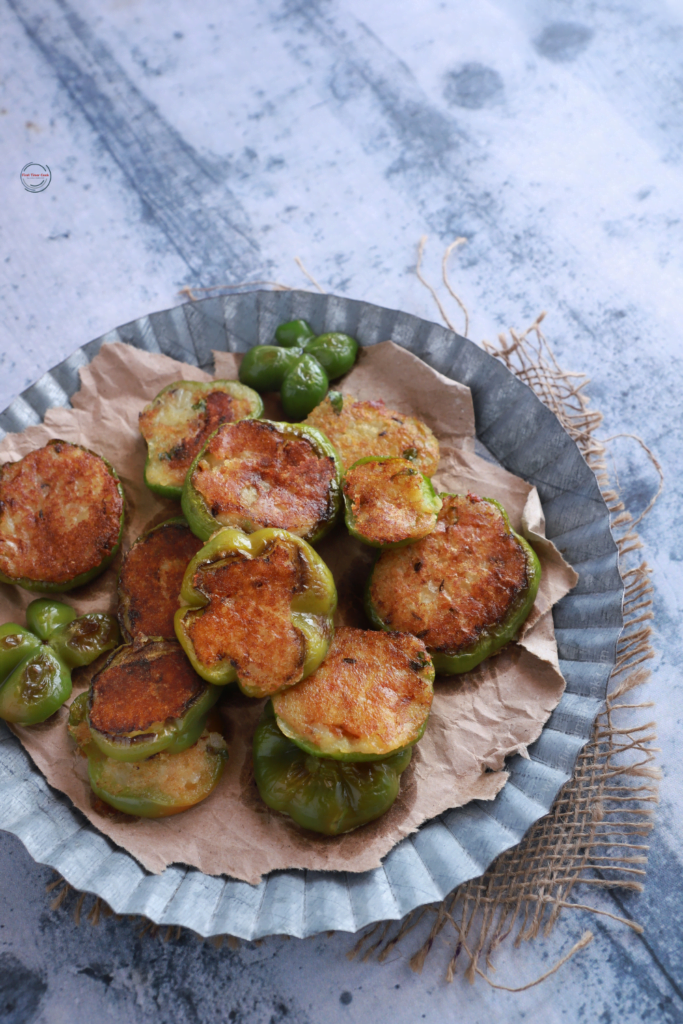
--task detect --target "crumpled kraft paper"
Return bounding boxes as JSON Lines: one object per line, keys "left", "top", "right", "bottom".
{"left": 1, "top": 340, "right": 577, "bottom": 883}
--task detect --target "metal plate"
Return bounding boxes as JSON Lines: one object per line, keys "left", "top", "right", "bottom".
{"left": 0, "top": 291, "right": 621, "bottom": 939}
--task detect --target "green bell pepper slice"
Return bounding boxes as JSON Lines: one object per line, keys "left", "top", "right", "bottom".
{"left": 86, "top": 639, "right": 222, "bottom": 763}
{"left": 69, "top": 694, "right": 227, "bottom": 818}
{"left": 0, "top": 600, "right": 120, "bottom": 725}
{"left": 253, "top": 701, "right": 412, "bottom": 835}
{"left": 365, "top": 494, "right": 542, "bottom": 674}
{"left": 181, "top": 420, "right": 342, "bottom": 545}
{"left": 343, "top": 456, "right": 442, "bottom": 549}
{"left": 175, "top": 527, "right": 337, "bottom": 696}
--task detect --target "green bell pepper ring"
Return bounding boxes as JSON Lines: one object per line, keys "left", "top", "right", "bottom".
{"left": 0, "top": 600, "right": 120, "bottom": 725}
{"left": 181, "top": 419, "right": 342, "bottom": 545}
{"left": 365, "top": 494, "right": 542, "bottom": 675}
{"left": 69, "top": 695, "right": 228, "bottom": 818}
{"left": 303, "top": 332, "right": 358, "bottom": 380}
{"left": 280, "top": 353, "right": 329, "bottom": 420}
{"left": 174, "top": 527, "right": 337, "bottom": 696}
{"left": 253, "top": 702, "right": 412, "bottom": 835}
{"left": 238, "top": 345, "right": 303, "bottom": 392}
{"left": 275, "top": 319, "right": 316, "bottom": 348}
{"left": 86, "top": 639, "right": 222, "bottom": 763}
{"left": 342, "top": 456, "right": 442, "bottom": 549}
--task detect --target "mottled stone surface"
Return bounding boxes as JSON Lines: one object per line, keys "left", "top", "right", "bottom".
{"left": 0, "top": 0, "right": 681, "bottom": 1019}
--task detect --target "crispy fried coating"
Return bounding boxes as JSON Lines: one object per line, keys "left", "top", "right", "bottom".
{"left": 0, "top": 440, "right": 123, "bottom": 585}
{"left": 344, "top": 458, "right": 439, "bottom": 545}
{"left": 305, "top": 394, "right": 439, "bottom": 475}
{"left": 191, "top": 420, "right": 336, "bottom": 537}
{"left": 368, "top": 494, "right": 529, "bottom": 653}
{"left": 185, "top": 536, "right": 307, "bottom": 696}
{"left": 140, "top": 383, "right": 260, "bottom": 491}
{"left": 272, "top": 627, "right": 433, "bottom": 758}
{"left": 91, "top": 722, "right": 227, "bottom": 817}
{"left": 89, "top": 640, "right": 206, "bottom": 736}
{"left": 118, "top": 520, "right": 203, "bottom": 640}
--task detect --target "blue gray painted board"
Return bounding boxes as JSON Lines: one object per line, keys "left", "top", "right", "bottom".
{"left": 0, "top": 0, "right": 682, "bottom": 1018}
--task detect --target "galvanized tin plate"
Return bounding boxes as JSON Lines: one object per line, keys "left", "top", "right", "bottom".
{"left": 0, "top": 291, "right": 621, "bottom": 939}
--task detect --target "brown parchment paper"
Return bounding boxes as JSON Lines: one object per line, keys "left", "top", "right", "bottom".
{"left": 1, "top": 341, "right": 577, "bottom": 884}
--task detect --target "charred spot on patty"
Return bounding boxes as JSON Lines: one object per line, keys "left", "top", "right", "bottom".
{"left": 368, "top": 494, "right": 529, "bottom": 654}
{"left": 0, "top": 440, "right": 123, "bottom": 585}
{"left": 190, "top": 420, "right": 337, "bottom": 538}
{"left": 118, "top": 520, "right": 203, "bottom": 641}
{"left": 89, "top": 640, "right": 206, "bottom": 737}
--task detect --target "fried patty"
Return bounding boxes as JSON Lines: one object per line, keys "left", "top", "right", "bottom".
{"left": 305, "top": 394, "right": 439, "bottom": 475}
{"left": 343, "top": 458, "right": 440, "bottom": 546}
{"left": 272, "top": 627, "right": 434, "bottom": 758}
{"left": 140, "top": 381, "right": 261, "bottom": 491}
{"left": 368, "top": 494, "right": 529, "bottom": 653}
{"left": 185, "top": 536, "right": 307, "bottom": 697}
{"left": 190, "top": 419, "right": 337, "bottom": 539}
{"left": 118, "top": 519, "right": 203, "bottom": 641}
{"left": 0, "top": 440, "right": 123, "bottom": 585}
{"left": 89, "top": 640, "right": 207, "bottom": 737}
{"left": 90, "top": 720, "right": 227, "bottom": 818}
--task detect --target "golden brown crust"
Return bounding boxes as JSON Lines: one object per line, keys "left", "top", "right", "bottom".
{"left": 118, "top": 521, "right": 203, "bottom": 641}
{"left": 191, "top": 420, "right": 336, "bottom": 537}
{"left": 369, "top": 494, "right": 528, "bottom": 653}
{"left": 305, "top": 395, "right": 439, "bottom": 475}
{"left": 344, "top": 458, "right": 438, "bottom": 544}
{"left": 140, "top": 385, "right": 258, "bottom": 490}
{"left": 186, "top": 536, "right": 306, "bottom": 696}
{"left": 90, "top": 640, "right": 206, "bottom": 736}
{"left": 92, "top": 722, "right": 227, "bottom": 815}
{"left": 0, "top": 441, "right": 123, "bottom": 584}
{"left": 272, "top": 627, "right": 433, "bottom": 757}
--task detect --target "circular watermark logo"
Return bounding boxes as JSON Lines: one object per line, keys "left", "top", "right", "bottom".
{"left": 20, "top": 162, "right": 51, "bottom": 193}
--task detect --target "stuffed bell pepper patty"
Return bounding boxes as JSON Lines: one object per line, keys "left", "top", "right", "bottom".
{"left": 366, "top": 493, "right": 541, "bottom": 674}
{"left": 304, "top": 393, "right": 439, "bottom": 476}
{"left": 253, "top": 628, "right": 434, "bottom": 835}
{"left": 343, "top": 456, "right": 442, "bottom": 548}
{"left": 0, "top": 440, "right": 125, "bottom": 593}
{"left": 86, "top": 638, "right": 221, "bottom": 762}
{"left": 117, "top": 518, "right": 203, "bottom": 642}
{"left": 69, "top": 697, "right": 227, "bottom": 819}
{"left": 139, "top": 379, "right": 263, "bottom": 499}
{"left": 174, "top": 528, "right": 337, "bottom": 698}
{"left": 181, "top": 419, "right": 342, "bottom": 543}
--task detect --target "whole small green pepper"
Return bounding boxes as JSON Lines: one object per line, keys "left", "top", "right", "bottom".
{"left": 303, "top": 332, "right": 358, "bottom": 380}
{"left": 253, "top": 701, "right": 412, "bottom": 835}
{"left": 280, "top": 353, "right": 329, "bottom": 420}
{"left": 239, "top": 345, "right": 303, "bottom": 393}
{"left": 238, "top": 319, "right": 360, "bottom": 420}
{"left": 275, "top": 320, "right": 316, "bottom": 347}
{"left": 0, "top": 599, "right": 120, "bottom": 724}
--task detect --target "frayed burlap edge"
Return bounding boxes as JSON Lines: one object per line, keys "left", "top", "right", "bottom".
{"left": 44, "top": 258, "right": 661, "bottom": 986}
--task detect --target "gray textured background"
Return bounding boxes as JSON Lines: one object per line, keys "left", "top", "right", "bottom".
{"left": 0, "top": 0, "right": 681, "bottom": 1021}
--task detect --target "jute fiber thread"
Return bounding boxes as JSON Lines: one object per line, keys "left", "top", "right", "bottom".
{"left": 46, "top": 253, "right": 661, "bottom": 989}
